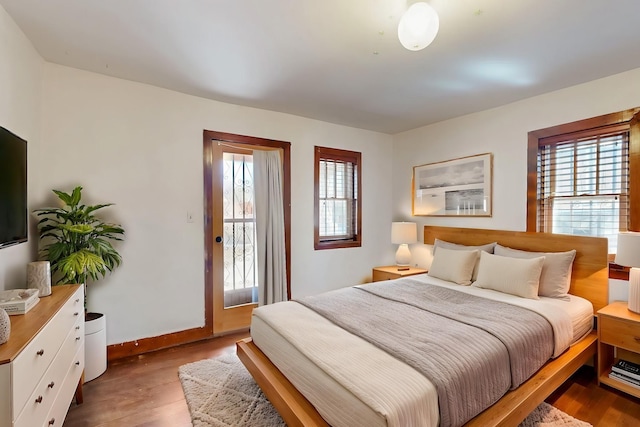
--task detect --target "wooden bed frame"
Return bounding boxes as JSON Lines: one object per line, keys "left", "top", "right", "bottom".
{"left": 237, "top": 226, "right": 609, "bottom": 427}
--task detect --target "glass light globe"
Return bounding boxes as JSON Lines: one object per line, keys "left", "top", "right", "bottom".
{"left": 398, "top": 2, "right": 440, "bottom": 51}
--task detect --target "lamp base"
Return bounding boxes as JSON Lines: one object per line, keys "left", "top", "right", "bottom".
{"left": 395, "top": 243, "right": 411, "bottom": 267}
{"left": 628, "top": 267, "right": 640, "bottom": 313}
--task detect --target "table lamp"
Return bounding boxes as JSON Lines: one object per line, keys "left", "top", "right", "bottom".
{"left": 615, "top": 232, "right": 640, "bottom": 313}
{"left": 391, "top": 222, "right": 417, "bottom": 270}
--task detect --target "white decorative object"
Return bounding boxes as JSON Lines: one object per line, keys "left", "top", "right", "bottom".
{"left": 27, "top": 261, "right": 52, "bottom": 297}
{"left": 615, "top": 232, "right": 640, "bottom": 313}
{"left": 85, "top": 312, "right": 107, "bottom": 382}
{"left": 0, "top": 288, "right": 40, "bottom": 315}
{"left": 398, "top": 2, "right": 440, "bottom": 51}
{"left": 0, "top": 308, "right": 10, "bottom": 344}
{"left": 391, "top": 222, "right": 417, "bottom": 267}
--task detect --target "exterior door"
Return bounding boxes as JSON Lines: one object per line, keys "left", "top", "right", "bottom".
{"left": 203, "top": 130, "right": 291, "bottom": 336}
{"left": 210, "top": 141, "right": 258, "bottom": 333}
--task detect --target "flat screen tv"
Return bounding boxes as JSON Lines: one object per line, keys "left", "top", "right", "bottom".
{"left": 0, "top": 126, "right": 27, "bottom": 248}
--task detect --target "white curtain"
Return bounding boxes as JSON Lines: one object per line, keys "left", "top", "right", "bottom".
{"left": 253, "top": 149, "right": 287, "bottom": 305}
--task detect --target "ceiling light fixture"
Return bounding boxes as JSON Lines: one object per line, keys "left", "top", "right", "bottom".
{"left": 398, "top": 2, "right": 440, "bottom": 51}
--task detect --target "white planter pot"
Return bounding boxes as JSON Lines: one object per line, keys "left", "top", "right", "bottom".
{"left": 84, "top": 312, "right": 107, "bottom": 383}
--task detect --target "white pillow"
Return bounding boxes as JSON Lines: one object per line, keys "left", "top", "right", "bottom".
{"left": 494, "top": 244, "right": 576, "bottom": 300}
{"left": 428, "top": 247, "right": 479, "bottom": 286}
{"left": 433, "top": 239, "right": 497, "bottom": 281}
{"left": 472, "top": 252, "right": 545, "bottom": 299}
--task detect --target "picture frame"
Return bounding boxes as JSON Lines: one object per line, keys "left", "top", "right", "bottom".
{"left": 412, "top": 153, "right": 492, "bottom": 217}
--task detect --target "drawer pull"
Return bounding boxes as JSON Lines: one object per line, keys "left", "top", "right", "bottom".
{"left": 48, "top": 381, "right": 55, "bottom": 389}
{"left": 37, "top": 349, "right": 44, "bottom": 356}
{"left": 74, "top": 312, "right": 79, "bottom": 316}
{"left": 75, "top": 361, "right": 80, "bottom": 366}
{"left": 75, "top": 298, "right": 80, "bottom": 303}
{"left": 76, "top": 336, "right": 81, "bottom": 341}
{"left": 35, "top": 396, "right": 43, "bottom": 404}
{"left": 49, "top": 418, "right": 55, "bottom": 425}
{"left": 76, "top": 326, "right": 81, "bottom": 330}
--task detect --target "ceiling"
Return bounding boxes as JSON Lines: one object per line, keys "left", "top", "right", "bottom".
{"left": 3, "top": 0, "right": 640, "bottom": 134}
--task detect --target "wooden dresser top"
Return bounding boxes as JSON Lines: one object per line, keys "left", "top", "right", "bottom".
{"left": 0, "top": 285, "right": 81, "bottom": 365}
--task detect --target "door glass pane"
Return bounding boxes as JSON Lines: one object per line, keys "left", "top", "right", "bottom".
{"left": 222, "top": 153, "right": 258, "bottom": 308}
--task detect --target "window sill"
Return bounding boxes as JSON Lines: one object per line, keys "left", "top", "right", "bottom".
{"left": 314, "top": 239, "right": 361, "bottom": 250}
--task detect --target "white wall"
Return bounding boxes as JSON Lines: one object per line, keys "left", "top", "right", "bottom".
{"left": 0, "top": 5, "right": 43, "bottom": 290}
{"left": 38, "top": 64, "right": 393, "bottom": 344}
{"left": 392, "top": 68, "right": 640, "bottom": 269}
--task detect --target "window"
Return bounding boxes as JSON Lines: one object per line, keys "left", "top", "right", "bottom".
{"left": 537, "top": 128, "right": 629, "bottom": 252}
{"left": 527, "top": 108, "right": 640, "bottom": 253}
{"left": 314, "top": 146, "right": 362, "bottom": 250}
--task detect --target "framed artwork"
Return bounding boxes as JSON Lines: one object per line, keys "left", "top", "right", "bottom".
{"left": 412, "top": 153, "right": 492, "bottom": 217}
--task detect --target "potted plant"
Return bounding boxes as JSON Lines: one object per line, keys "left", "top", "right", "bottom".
{"left": 34, "top": 186, "right": 125, "bottom": 381}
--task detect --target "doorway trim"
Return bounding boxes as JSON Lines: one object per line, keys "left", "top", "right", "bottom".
{"left": 203, "top": 130, "right": 292, "bottom": 335}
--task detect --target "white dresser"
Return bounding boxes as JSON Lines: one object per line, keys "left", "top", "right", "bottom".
{"left": 0, "top": 285, "right": 85, "bottom": 427}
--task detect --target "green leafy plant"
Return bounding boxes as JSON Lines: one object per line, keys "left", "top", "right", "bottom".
{"left": 34, "top": 186, "right": 125, "bottom": 296}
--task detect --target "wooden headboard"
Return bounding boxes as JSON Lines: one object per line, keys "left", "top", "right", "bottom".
{"left": 423, "top": 226, "right": 609, "bottom": 312}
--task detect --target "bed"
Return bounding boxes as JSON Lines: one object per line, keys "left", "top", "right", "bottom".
{"left": 237, "top": 226, "right": 609, "bottom": 426}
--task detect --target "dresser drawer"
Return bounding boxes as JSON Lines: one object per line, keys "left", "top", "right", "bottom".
{"left": 16, "top": 331, "right": 83, "bottom": 426}
{"left": 16, "top": 343, "right": 84, "bottom": 427}
{"left": 11, "top": 287, "right": 83, "bottom": 417}
{"left": 372, "top": 271, "right": 398, "bottom": 281}
{"left": 600, "top": 315, "right": 640, "bottom": 353}
{"left": 14, "top": 315, "right": 84, "bottom": 427}
{"left": 45, "top": 345, "right": 84, "bottom": 427}
{"left": 0, "top": 364, "right": 9, "bottom": 426}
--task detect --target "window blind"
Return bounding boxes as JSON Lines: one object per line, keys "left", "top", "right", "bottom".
{"left": 537, "top": 127, "right": 630, "bottom": 252}
{"left": 318, "top": 158, "right": 357, "bottom": 239}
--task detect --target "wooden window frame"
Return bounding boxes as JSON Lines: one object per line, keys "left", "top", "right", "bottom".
{"left": 314, "top": 146, "right": 362, "bottom": 250}
{"left": 536, "top": 126, "right": 629, "bottom": 237}
{"left": 527, "top": 108, "right": 640, "bottom": 234}
{"left": 527, "top": 109, "right": 640, "bottom": 280}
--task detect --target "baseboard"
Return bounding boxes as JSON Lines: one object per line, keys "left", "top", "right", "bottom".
{"left": 107, "top": 326, "right": 212, "bottom": 362}
{"left": 106, "top": 325, "right": 253, "bottom": 362}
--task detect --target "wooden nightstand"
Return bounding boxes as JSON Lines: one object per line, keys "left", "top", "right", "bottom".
{"left": 597, "top": 301, "right": 640, "bottom": 398}
{"left": 372, "top": 266, "right": 428, "bottom": 282}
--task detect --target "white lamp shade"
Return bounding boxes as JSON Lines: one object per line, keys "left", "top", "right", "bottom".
{"left": 398, "top": 2, "right": 440, "bottom": 51}
{"left": 616, "top": 232, "right": 640, "bottom": 313}
{"left": 391, "top": 222, "right": 417, "bottom": 244}
{"left": 615, "top": 232, "right": 640, "bottom": 267}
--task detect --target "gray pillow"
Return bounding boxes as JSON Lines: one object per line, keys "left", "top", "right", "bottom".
{"left": 494, "top": 244, "right": 576, "bottom": 300}
{"left": 433, "top": 239, "right": 497, "bottom": 281}
{"left": 428, "top": 247, "right": 479, "bottom": 286}
{"left": 472, "top": 252, "right": 545, "bottom": 299}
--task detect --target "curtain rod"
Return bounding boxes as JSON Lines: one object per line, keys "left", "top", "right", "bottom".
{"left": 216, "top": 140, "right": 253, "bottom": 151}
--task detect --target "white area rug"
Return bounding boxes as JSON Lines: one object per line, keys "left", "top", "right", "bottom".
{"left": 178, "top": 353, "right": 591, "bottom": 427}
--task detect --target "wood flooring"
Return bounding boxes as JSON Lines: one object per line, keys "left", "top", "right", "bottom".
{"left": 64, "top": 331, "right": 640, "bottom": 427}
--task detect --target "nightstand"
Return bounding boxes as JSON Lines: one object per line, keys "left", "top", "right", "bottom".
{"left": 372, "top": 265, "right": 428, "bottom": 282}
{"left": 597, "top": 301, "right": 640, "bottom": 398}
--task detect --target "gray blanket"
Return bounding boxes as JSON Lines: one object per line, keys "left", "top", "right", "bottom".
{"left": 296, "top": 279, "right": 553, "bottom": 427}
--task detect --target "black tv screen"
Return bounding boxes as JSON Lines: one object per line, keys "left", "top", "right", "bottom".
{"left": 0, "top": 126, "right": 27, "bottom": 248}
